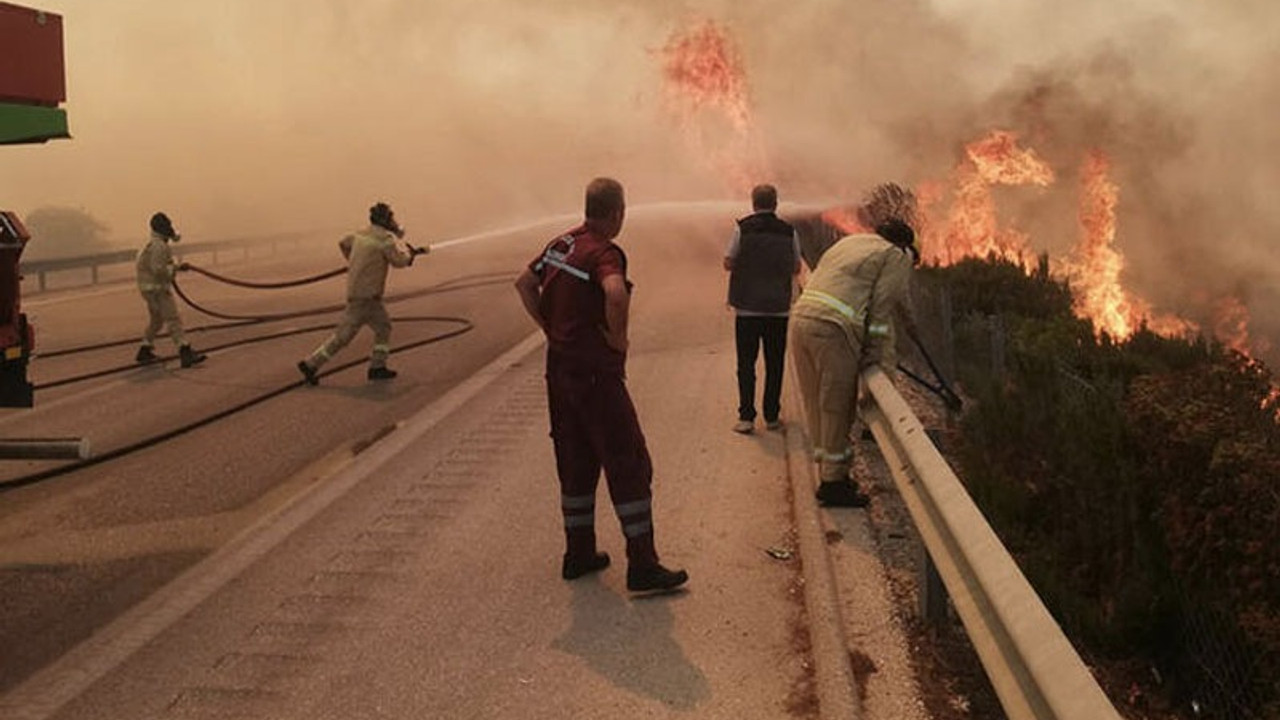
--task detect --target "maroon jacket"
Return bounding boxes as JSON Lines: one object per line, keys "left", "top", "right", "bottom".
{"left": 528, "top": 224, "right": 629, "bottom": 374}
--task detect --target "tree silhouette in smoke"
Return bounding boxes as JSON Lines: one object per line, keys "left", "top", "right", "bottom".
{"left": 21, "top": 207, "right": 113, "bottom": 260}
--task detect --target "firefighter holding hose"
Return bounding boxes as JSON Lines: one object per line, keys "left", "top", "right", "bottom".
{"left": 134, "top": 212, "right": 206, "bottom": 368}
{"left": 297, "top": 202, "right": 427, "bottom": 385}
{"left": 790, "top": 183, "right": 920, "bottom": 507}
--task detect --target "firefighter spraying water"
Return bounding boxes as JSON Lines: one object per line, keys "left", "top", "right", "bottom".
{"left": 297, "top": 202, "right": 430, "bottom": 385}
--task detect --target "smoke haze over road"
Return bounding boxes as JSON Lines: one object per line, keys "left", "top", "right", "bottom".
{"left": 4, "top": 0, "right": 1277, "bottom": 360}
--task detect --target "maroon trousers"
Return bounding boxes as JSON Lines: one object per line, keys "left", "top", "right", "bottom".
{"left": 545, "top": 354, "right": 658, "bottom": 568}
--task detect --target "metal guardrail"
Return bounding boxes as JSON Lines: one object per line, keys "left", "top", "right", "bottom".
{"left": 859, "top": 366, "right": 1123, "bottom": 720}
{"left": 19, "top": 232, "right": 309, "bottom": 292}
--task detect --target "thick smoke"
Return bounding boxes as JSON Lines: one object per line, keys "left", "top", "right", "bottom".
{"left": 2, "top": 0, "right": 1277, "bottom": 359}
{"left": 921, "top": 0, "right": 1280, "bottom": 363}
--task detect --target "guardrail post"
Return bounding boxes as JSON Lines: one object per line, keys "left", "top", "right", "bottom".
{"left": 939, "top": 288, "right": 955, "bottom": 381}
{"left": 39, "top": 270, "right": 47, "bottom": 292}
{"left": 989, "top": 314, "right": 1006, "bottom": 378}
{"left": 91, "top": 264, "right": 99, "bottom": 285}
{"left": 863, "top": 368, "right": 1126, "bottom": 719}
{"left": 921, "top": 550, "right": 949, "bottom": 627}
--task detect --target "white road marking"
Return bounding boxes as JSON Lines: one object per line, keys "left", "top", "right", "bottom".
{"left": 0, "top": 331, "right": 545, "bottom": 720}
{"left": 24, "top": 283, "right": 131, "bottom": 309}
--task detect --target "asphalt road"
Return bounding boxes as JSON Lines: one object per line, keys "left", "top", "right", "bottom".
{"left": 0, "top": 203, "right": 739, "bottom": 695}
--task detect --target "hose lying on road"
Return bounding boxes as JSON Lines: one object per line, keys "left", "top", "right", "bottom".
{"left": 32, "top": 270, "right": 516, "bottom": 389}
{"left": 1, "top": 316, "right": 474, "bottom": 491}
{"left": 4, "top": 268, "right": 518, "bottom": 490}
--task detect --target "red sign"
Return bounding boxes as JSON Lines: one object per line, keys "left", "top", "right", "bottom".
{"left": 0, "top": 2, "right": 66, "bottom": 106}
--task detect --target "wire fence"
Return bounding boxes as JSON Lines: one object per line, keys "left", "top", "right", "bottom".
{"left": 907, "top": 275, "right": 1276, "bottom": 720}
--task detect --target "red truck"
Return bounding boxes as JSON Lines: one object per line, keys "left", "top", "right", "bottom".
{"left": 1, "top": 1, "right": 68, "bottom": 407}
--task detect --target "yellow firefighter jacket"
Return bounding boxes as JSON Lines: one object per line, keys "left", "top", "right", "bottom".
{"left": 135, "top": 232, "right": 177, "bottom": 292}
{"left": 793, "top": 232, "right": 915, "bottom": 370}
{"left": 340, "top": 225, "right": 413, "bottom": 300}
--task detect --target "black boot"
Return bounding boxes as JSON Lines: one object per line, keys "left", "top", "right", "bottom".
{"left": 135, "top": 345, "right": 159, "bottom": 364}
{"left": 562, "top": 552, "right": 611, "bottom": 580}
{"left": 179, "top": 345, "right": 206, "bottom": 368}
{"left": 623, "top": 530, "right": 687, "bottom": 592}
{"left": 626, "top": 563, "right": 689, "bottom": 593}
{"left": 815, "top": 481, "right": 870, "bottom": 508}
{"left": 367, "top": 366, "right": 397, "bottom": 381}
{"left": 563, "top": 527, "right": 606, "bottom": 580}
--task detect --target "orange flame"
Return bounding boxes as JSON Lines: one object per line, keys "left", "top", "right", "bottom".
{"left": 918, "top": 130, "right": 1052, "bottom": 265}
{"left": 966, "top": 130, "right": 1056, "bottom": 187}
{"left": 650, "top": 23, "right": 1265, "bottom": 361}
{"left": 658, "top": 19, "right": 770, "bottom": 192}
{"left": 1212, "top": 295, "right": 1253, "bottom": 356}
{"left": 660, "top": 19, "right": 751, "bottom": 131}
{"left": 819, "top": 206, "right": 863, "bottom": 235}
{"left": 913, "top": 132, "right": 1204, "bottom": 343}
{"left": 1067, "top": 151, "right": 1195, "bottom": 340}
{"left": 1069, "top": 151, "right": 1137, "bottom": 339}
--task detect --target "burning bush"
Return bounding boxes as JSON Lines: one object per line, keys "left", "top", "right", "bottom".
{"left": 919, "top": 257, "right": 1279, "bottom": 718}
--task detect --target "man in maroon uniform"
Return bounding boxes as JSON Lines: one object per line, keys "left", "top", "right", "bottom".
{"left": 514, "top": 177, "right": 688, "bottom": 593}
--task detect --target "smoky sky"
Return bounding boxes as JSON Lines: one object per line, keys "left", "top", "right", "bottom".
{"left": 4, "top": 0, "right": 1278, "bottom": 360}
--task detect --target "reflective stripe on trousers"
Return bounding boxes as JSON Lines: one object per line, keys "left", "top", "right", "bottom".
{"left": 562, "top": 493, "right": 595, "bottom": 529}
{"left": 308, "top": 298, "right": 393, "bottom": 369}
{"left": 546, "top": 355, "right": 659, "bottom": 566}
{"left": 789, "top": 315, "right": 860, "bottom": 482}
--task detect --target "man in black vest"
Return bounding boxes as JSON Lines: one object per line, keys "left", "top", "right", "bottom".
{"left": 725, "top": 184, "right": 802, "bottom": 434}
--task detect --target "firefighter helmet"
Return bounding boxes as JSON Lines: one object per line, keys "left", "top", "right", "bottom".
{"left": 150, "top": 212, "right": 178, "bottom": 240}
{"left": 875, "top": 219, "right": 919, "bottom": 265}
{"left": 370, "top": 202, "right": 395, "bottom": 230}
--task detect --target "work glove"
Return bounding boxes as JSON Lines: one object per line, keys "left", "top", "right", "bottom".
{"left": 406, "top": 243, "right": 430, "bottom": 265}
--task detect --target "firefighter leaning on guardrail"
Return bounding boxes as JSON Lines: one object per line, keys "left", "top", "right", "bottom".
{"left": 790, "top": 183, "right": 920, "bottom": 508}
{"left": 135, "top": 212, "right": 207, "bottom": 368}
{"left": 296, "top": 202, "right": 428, "bottom": 386}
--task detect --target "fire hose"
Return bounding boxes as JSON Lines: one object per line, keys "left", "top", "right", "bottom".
{"left": 896, "top": 333, "right": 964, "bottom": 412}
{"left": 175, "top": 242, "right": 427, "bottom": 290}
{"left": 2, "top": 266, "right": 510, "bottom": 485}
{"left": 180, "top": 263, "right": 346, "bottom": 288}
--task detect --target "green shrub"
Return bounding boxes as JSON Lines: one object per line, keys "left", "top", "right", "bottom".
{"left": 920, "top": 257, "right": 1279, "bottom": 715}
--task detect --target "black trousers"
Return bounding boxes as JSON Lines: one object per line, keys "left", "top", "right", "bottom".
{"left": 735, "top": 315, "right": 789, "bottom": 422}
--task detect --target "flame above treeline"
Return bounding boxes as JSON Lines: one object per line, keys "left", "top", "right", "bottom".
{"left": 912, "top": 130, "right": 1199, "bottom": 343}
{"left": 656, "top": 18, "right": 1259, "bottom": 357}
{"left": 658, "top": 19, "right": 770, "bottom": 194}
